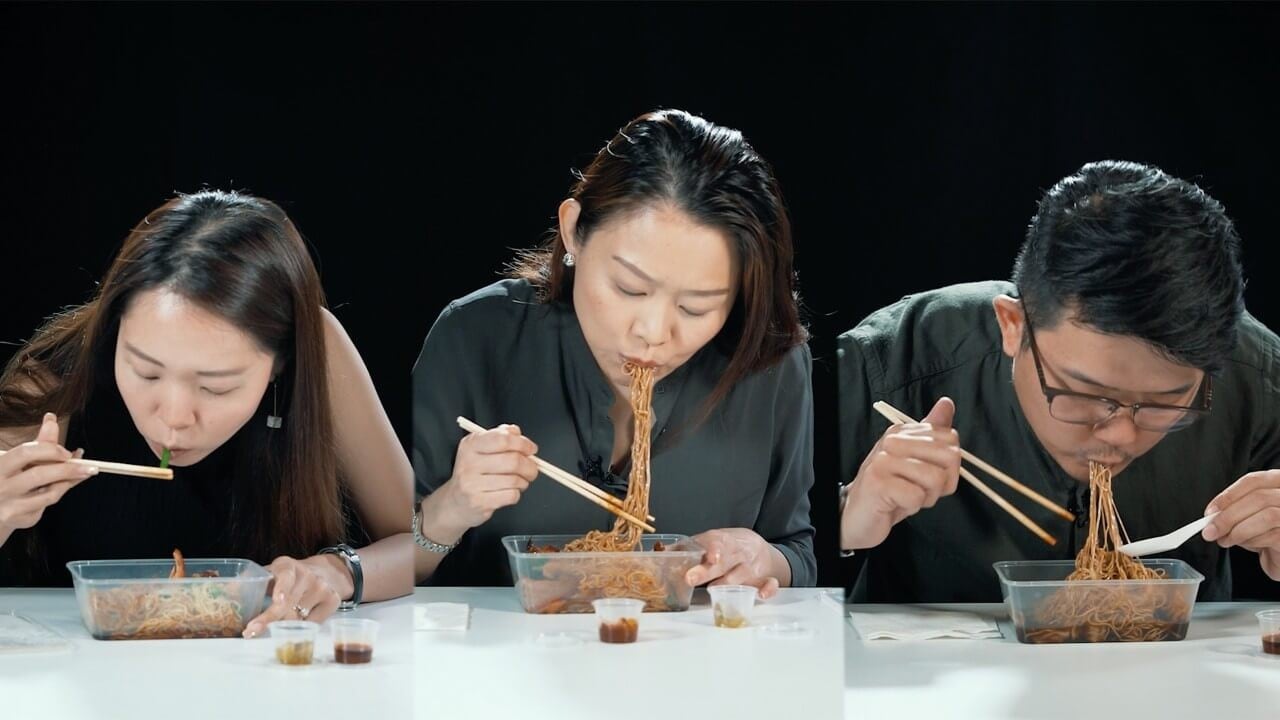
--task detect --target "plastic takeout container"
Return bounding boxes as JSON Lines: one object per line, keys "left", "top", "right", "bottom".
{"left": 503, "top": 534, "right": 702, "bottom": 614}
{"left": 993, "top": 559, "right": 1203, "bottom": 644}
{"left": 67, "top": 558, "right": 271, "bottom": 640}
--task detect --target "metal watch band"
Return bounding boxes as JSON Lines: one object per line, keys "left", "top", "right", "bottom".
{"left": 838, "top": 483, "right": 856, "bottom": 558}
{"left": 413, "top": 505, "right": 459, "bottom": 554}
{"left": 320, "top": 543, "right": 363, "bottom": 611}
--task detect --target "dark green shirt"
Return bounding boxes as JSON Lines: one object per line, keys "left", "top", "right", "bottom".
{"left": 837, "top": 281, "right": 1280, "bottom": 602}
{"left": 413, "top": 279, "right": 816, "bottom": 587}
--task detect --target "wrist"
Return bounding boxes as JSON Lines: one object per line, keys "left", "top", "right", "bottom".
{"left": 419, "top": 491, "right": 468, "bottom": 545}
{"left": 764, "top": 540, "right": 792, "bottom": 587}
{"left": 310, "top": 553, "right": 356, "bottom": 601}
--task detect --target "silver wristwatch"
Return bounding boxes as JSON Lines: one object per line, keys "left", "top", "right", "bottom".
{"left": 413, "top": 504, "right": 460, "bottom": 554}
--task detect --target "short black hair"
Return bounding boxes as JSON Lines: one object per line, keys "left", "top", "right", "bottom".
{"left": 1012, "top": 160, "right": 1245, "bottom": 374}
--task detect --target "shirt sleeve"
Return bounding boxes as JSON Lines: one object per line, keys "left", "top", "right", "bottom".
{"left": 836, "top": 329, "right": 884, "bottom": 489}
{"left": 1249, "top": 357, "right": 1280, "bottom": 472}
{"left": 756, "top": 343, "right": 818, "bottom": 587}
{"left": 411, "top": 301, "right": 474, "bottom": 499}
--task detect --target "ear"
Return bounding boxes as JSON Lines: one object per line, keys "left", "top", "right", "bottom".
{"left": 992, "top": 294, "right": 1026, "bottom": 358}
{"left": 558, "top": 199, "right": 583, "bottom": 256}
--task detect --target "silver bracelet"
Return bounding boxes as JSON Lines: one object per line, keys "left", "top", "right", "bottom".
{"left": 413, "top": 504, "right": 460, "bottom": 554}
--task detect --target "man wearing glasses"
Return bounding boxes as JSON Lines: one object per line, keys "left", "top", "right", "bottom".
{"left": 836, "top": 160, "right": 1278, "bottom": 601}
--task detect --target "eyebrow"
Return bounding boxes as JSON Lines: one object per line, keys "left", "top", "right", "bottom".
{"left": 124, "top": 342, "right": 248, "bottom": 378}
{"left": 1060, "top": 366, "right": 1196, "bottom": 397}
{"left": 611, "top": 255, "right": 731, "bottom": 298}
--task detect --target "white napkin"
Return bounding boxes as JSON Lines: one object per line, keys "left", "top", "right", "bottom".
{"left": 848, "top": 609, "right": 1002, "bottom": 640}
{"left": 414, "top": 603, "right": 470, "bottom": 631}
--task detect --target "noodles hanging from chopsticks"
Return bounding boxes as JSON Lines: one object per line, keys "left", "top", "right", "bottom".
{"left": 524, "top": 363, "right": 685, "bottom": 612}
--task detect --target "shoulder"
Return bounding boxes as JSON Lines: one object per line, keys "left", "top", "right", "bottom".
{"left": 413, "top": 279, "right": 557, "bottom": 376}
{"left": 437, "top": 278, "right": 542, "bottom": 326}
{"left": 836, "top": 280, "right": 1011, "bottom": 392}
{"left": 1227, "top": 309, "right": 1280, "bottom": 395}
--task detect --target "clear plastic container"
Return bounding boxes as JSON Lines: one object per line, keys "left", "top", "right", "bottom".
{"left": 502, "top": 534, "right": 702, "bottom": 614}
{"left": 1257, "top": 609, "right": 1280, "bottom": 656}
{"left": 592, "top": 598, "right": 643, "bottom": 643}
{"left": 67, "top": 558, "right": 271, "bottom": 640}
{"left": 269, "top": 620, "right": 318, "bottom": 665}
{"left": 708, "top": 585, "right": 757, "bottom": 628}
{"left": 330, "top": 618, "right": 379, "bottom": 664}
{"left": 993, "top": 559, "right": 1203, "bottom": 644}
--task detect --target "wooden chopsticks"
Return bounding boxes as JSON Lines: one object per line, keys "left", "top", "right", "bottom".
{"left": 455, "top": 417, "right": 656, "bottom": 533}
{"left": 872, "top": 401, "right": 1073, "bottom": 546}
{"left": 0, "top": 449, "right": 173, "bottom": 480}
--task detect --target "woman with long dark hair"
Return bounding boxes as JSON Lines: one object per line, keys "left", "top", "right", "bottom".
{"left": 413, "top": 109, "right": 816, "bottom": 595}
{"left": 0, "top": 190, "right": 412, "bottom": 635}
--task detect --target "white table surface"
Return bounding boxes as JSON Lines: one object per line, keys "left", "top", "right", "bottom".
{"left": 844, "top": 602, "right": 1280, "bottom": 720}
{"left": 415, "top": 586, "right": 847, "bottom": 719}
{"left": 0, "top": 588, "right": 412, "bottom": 720}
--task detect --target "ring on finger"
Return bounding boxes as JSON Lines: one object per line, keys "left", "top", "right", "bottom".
{"left": 294, "top": 604, "right": 310, "bottom": 620}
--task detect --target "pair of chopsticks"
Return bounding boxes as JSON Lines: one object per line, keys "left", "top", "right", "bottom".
{"left": 0, "top": 448, "right": 174, "bottom": 480}
{"left": 872, "top": 401, "right": 1073, "bottom": 546}
{"left": 455, "top": 417, "right": 656, "bottom": 533}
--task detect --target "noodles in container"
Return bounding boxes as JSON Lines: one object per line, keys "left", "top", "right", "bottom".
{"left": 994, "top": 462, "right": 1204, "bottom": 643}
{"left": 502, "top": 363, "right": 702, "bottom": 614}
{"left": 67, "top": 550, "right": 271, "bottom": 640}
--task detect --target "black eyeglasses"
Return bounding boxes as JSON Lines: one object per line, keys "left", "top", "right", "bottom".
{"left": 1023, "top": 314, "right": 1212, "bottom": 433}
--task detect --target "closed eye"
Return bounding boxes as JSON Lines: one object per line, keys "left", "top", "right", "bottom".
{"left": 680, "top": 306, "right": 711, "bottom": 318}
{"left": 201, "top": 387, "right": 235, "bottom": 397}
{"left": 616, "top": 284, "right": 645, "bottom": 298}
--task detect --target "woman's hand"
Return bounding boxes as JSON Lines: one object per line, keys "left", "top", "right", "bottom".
{"left": 242, "top": 554, "right": 355, "bottom": 637}
{"left": 840, "top": 397, "right": 961, "bottom": 551}
{"left": 686, "top": 527, "right": 790, "bottom": 600}
{"left": 418, "top": 424, "right": 539, "bottom": 545}
{"left": 0, "top": 413, "right": 93, "bottom": 536}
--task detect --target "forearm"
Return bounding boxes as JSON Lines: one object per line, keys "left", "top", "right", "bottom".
{"left": 311, "top": 533, "right": 414, "bottom": 604}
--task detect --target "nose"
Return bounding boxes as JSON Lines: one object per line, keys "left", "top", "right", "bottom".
{"left": 1092, "top": 409, "right": 1139, "bottom": 449}
{"left": 158, "top": 384, "right": 197, "bottom": 441}
{"left": 631, "top": 300, "right": 673, "bottom": 349}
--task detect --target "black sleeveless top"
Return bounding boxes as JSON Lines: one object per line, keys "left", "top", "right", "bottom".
{"left": 1, "top": 380, "right": 364, "bottom": 587}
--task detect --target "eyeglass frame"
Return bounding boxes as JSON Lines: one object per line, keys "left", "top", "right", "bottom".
{"left": 1021, "top": 310, "right": 1212, "bottom": 432}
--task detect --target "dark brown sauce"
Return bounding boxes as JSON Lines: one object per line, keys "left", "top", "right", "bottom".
{"left": 334, "top": 642, "right": 374, "bottom": 664}
{"left": 1262, "top": 632, "right": 1280, "bottom": 655}
{"left": 598, "top": 618, "right": 638, "bottom": 644}
{"left": 1017, "top": 621, "right": 1190, "bottom": 644}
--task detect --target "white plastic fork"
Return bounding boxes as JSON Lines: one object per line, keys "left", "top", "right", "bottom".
{"left": 1117, "top": 512, "right": 1220, "bottom": 557}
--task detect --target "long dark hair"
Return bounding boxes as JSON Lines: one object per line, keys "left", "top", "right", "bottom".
{"left": 0, "top": 190, "right": 343, "bottom": 562}
{"left": 510, "top": 109, "right": 808, "bottom": 409}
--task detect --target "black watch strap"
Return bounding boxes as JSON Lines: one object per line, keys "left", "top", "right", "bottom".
{"left": 320, "top": 543, "right": 363, "bottom": 611}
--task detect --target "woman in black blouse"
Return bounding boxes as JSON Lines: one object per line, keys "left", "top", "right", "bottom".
{"left": 413, "top": 109, "right": 816, "bottom": 595}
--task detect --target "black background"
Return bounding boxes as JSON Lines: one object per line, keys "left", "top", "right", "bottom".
{"left": 3, "top": 2, "right": 1277, "bottom": 591}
